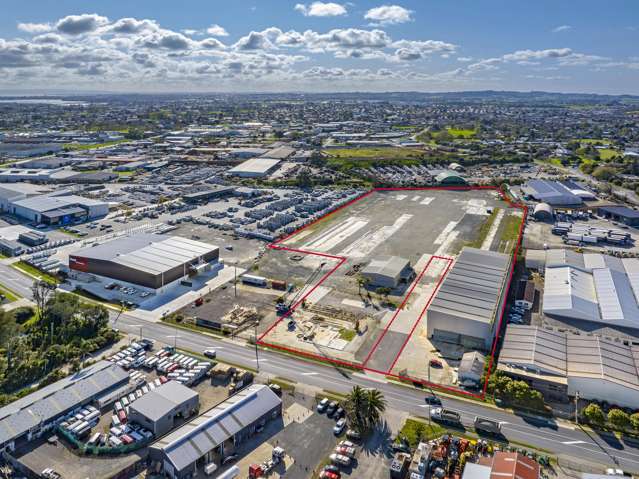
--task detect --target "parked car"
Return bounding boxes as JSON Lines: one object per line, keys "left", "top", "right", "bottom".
{"left": 326, "top": 401, "right": 338, "bottom": 417}
{"left": 320, "top": 471, "right": 340, "bottom": 479}
{"left": 333, "top": 418, "right": 347, "bottom": 435}
{"left": 329, "top": 453, "right": 351, "bottom": 466}
{"left": 429, "top": 358, "right": 443, "bottom": 368}
{"left": 317, "top": 397, "right": 329, "bottom": 413}
{"left": 334, "top": 406, "right": 345, "bottom": 419}
{"left": 345, "top": 429, "right": 361, "bottom": 441}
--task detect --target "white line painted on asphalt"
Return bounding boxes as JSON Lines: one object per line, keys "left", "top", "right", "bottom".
{"left": 302, "top": 372, "right": 319, "bottom": 376}
{"left": 562, "top": 440, "right": 587, "bottom": 445}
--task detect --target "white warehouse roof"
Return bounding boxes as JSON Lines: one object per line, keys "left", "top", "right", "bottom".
{"left": 228, "top": 158, "right": 280, "bottom": 176}
{"left": 542, "top": 250, "right": 639, "bottom": 330}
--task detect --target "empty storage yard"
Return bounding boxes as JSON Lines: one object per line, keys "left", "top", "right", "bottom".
{"left": 257, "top": 187, "right": 524, "bottom": 395}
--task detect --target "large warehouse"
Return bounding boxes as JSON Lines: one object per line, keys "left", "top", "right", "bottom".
{"left": 521, "top": 179, "right": 587, "bottom": 206}
{"left": 227, "top": 158, "right": 281, "bottom": 178}
{"left": 542, "top": 249, "right": 639, "bottom": 330}
{"left": 149, "top": 384, "right": 281, "bottom": 479}
{"left": 69, "top": 233, "right": 219, "bottom": 292}
{"left": 427, "top": 247, "right": 510, "bottom": 350}
{"left": 499, "top": 325, "right": 639, "bottom": 408}
{"left": 0, "top": 361, "right": 128, "bottom": 452}
{"left": 8, "top": 193, "right": 108, "bottom": 225}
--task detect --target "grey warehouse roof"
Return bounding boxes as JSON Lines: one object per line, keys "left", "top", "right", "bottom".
{"left": 12, "top": 194, "right": 104, "bottom": 213}
{"left": 428, "top": 247, "right": 510, "bottom": 324}
{"left": 522, "top": 180, "right": 584, "bottom": 206}
{"left": 362, "top": 256, "right": 410, "bottom": 279}
{"left": 0, "top": 361, "right": 128, "bottom": 447}
{"left": 130, "top": 381, "right": 198, "bottom": 422}
{"left": 228, "top": 158, "right": 280, "bottom": 175}
{"left": 71, "top": 233, "right": 218, "bottom": 276}
{"left": 152, "top": 384, "right": 281, "bottom": 472}
{"left": 500, "top": 325, "right": 639, "bottom": 392}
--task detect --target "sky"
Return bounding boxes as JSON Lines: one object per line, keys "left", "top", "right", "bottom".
{"left": 1, "top": 0, "right": 638, "bottom": 95}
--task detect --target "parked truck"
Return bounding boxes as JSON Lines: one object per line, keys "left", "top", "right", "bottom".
{"left": 430, "top": 407, "right": 461, "bottom": 425}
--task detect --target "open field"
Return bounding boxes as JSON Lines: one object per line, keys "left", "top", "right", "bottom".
{"left": 324, "top": 147, "right": 424, "bottom": 160}
{"left": 255, "top": 187, "right": 524, "bottom": 397}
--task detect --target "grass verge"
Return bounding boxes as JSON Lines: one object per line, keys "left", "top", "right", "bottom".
{"left": 0, "top": 283, "right": 20, "bottom": 302}
{"left": 11, "top": 261, "right": 59, "bottom": 285}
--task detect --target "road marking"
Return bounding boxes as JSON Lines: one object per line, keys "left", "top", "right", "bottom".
{"left": 302, "top": 372, "right": 319, "bottom": 376}
{"left": 562, "top": 440, "right": 587, "bottom": 445}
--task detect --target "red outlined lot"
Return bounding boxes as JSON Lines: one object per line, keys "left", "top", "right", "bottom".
{"left": 256, "top": 186, "right": 527, "bottom": 401}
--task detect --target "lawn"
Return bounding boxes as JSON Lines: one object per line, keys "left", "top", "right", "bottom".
{"left": 0, "top": 283, "right": 20, "bottom": 302}
{"left": 447, "top": 127, "right": 476, "bottom": 139}
{"left": 338, "top": 328, "right": 357, "bottom": 341}
{"left": 579, "top": 138, "right": 611, "bottom": 145}
{"left": 325, "top": 147, "right": 424, "bottom": 160}
{"left": 326, "top": 156, "right": 421, "bottom": 171}
{"left": 11, "top": 261, "right": 59, "bottom": 285}
{"left": 498, "top": 214, "right": 523, "bottom": 254}
{"left": 598, "top": 148, "right": 619, "bottom": 160}
{"left": 395, "top": 418, "right": 446, "bottom": 447}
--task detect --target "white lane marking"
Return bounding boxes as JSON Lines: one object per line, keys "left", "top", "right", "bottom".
{"left": 302, "top": 372, "right": 319, "bottom": 376}
{"left": 420, "top": 197, "right": 434, "bottom": 205}
{"left": 562, "top": 440, "right": 587, "bottom": 445}
{"left": 412, "top": 195, "right": 420, "bottom": 202}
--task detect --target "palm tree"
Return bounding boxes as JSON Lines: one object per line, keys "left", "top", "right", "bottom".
{"left": 344, "top": 385, "right": 368, "bottom": 432}
{"left": 363, "top": 388, "right": 387, "bottom": 428}
{"left": 344, "top": 386, "right": 387, "bottom": 433}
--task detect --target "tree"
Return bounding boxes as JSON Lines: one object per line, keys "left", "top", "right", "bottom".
{"left": 630, "top": 413, "right": 639, "bottom": 431}
{"left": 583, "top": 403, "right": 605, "bottom": 427}
{"left": 363, "top": 388, "right": 387, "bottom": 428}
{"left": 592, "top": 165, "right": 617, "bottom": 181}
{"left": 376, "top": 287, "right": 392, "bottom": 302}
{"left": 608, "top": 409, "right": 630, "bottom": 431}
{"left": 344, "top": 386, "right": 386, "bottom": 433}
{"left": 31, "top": 280, "right": 54, "bottom": 324}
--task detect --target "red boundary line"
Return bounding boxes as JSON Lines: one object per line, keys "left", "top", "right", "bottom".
{"left": 256, "top": 186, "right": 527, "bottom": 401}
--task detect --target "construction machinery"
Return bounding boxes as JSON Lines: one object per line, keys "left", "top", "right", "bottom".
{"left": 276, "top": 261, "right": 326, "bottom": 316}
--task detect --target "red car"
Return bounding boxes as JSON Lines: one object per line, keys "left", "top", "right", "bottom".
{"left": 159, "top": 376, "right": 168, "bottom": 384}
{"left": 319, "top": 472, "right": 340, "bottom": 479}
{"left": 117, "top": 410, "right": 127, "bottom": 424}
{"left": 429, "top": 359, "right": 443, "bottom": 368}
{"left": 120, "top": 434, "right": 133, "bottom": 445}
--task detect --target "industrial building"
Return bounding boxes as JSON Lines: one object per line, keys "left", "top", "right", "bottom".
{"left": 69, "top": 233, "right": 219, "bottom": 292}
{"left": 462, "top": 451, "right": 540, "bottom": 479}
{"left": 499, "top": 325, "right": 639, "bottom": 408}
{"left": 129, "top": 382, "right": 199, "bottom": 436}
{"left": 0, "top": 361, "right": 128, "bottom": 452}
{"left": 458, "top": 351, "right": 485, "bottom": 387}
{"left": 521, "top": 179, "right": 589, "bottom": 206}
{"left": 182, "top": 186, "right": 235, "bottom": 203}
{"left": 532, "top": 202, "right": 553, "bottom": 221}
{"left": 597, "top": 205, "right": 639, "bottom": 227}
{"left": 435, "top": 171, "right": 467, "bottom": 185}
{"left": 227, "top": 158, "right": 281, "bottom": 178}
{"left": 541, "top": 249, "right": 639, "bottom": 331}
{"left": 7, "top": 193, "right": 108, "bottom": 225}
{"left": 427, "top": 247, "right": 510, "bottom": 350}
{"left": 149, "top": 384, "right": 282, "bottom": 479}
{"left": 361, "top": 256, "right": 414, "bottom": 288}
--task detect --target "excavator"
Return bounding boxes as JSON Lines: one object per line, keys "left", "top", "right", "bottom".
{"left": 276, "top": 261, "right": 326, "bottom": 318}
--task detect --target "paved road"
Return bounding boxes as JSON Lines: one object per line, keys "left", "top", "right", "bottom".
{"left": 113, "top": 312, "right": 639, "bottom": 473}
{"left": 6, "top": 265, "right": 639, "bottom": 472}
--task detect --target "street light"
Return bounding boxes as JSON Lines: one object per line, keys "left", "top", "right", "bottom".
{"left": 128, "top": 324, "right": 144, "bottom": 343}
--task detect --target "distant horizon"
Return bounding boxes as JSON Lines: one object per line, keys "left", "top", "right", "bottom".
{"left": 1, "top": 88, "right": 639, "bottom": 99}
{"left": 1, "top": 0, "right": 638, "bottom": 94}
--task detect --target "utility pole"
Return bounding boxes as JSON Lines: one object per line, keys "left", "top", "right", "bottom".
{"left": 234, "top": 262, "right": 237, "bottom": 298}
{"left": 575, "top": 390, "right": 580, "bottom": 426}
{"left": 254, "top": 321, "right": 259, "bottom": 370}
{"left": 427, "top": 364, "right": 431, "bottom": 426}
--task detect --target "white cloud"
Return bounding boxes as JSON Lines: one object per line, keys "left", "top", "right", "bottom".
{"left": 364, "top": 5, "right": 413, "bottom": 25}
{"left": 457, "top": 57, "right": 473, "bottom": 62}
{"left": 17, "top": 22, "right": 52, "bottom": 34}
{"left": 206, "top": 24, "right": 229, "bottom": 37}
{"left": 294, "top": 2, "right": 347, "bottom": 17}
{"left": 552, "top": 25, "right": 572, "bottom": 33}
{"left": 55, "top": 13, "right": 109, "bottom": 35}
{"left": 502, "top": 48, "right": 573, "bottom": 62}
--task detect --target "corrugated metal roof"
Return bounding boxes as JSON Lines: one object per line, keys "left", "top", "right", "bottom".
{"left": 0, "top": 361, "right": 128, "bottom": 447}
{"left": 130, "top": 381, "right": 198, "bottom": 422}
{"left": 71, "top": 234, "right": 218, "bottom": 275}
{"left": 429, "top": 247, "right": 509, "bottom": 324}
{"left": 152, "top": 384, "right": 281, "bottom": 472}
{"left": 228, "top": 158, "right": 280, "bottom": 175}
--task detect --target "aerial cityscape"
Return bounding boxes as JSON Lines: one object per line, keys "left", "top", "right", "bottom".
{"left": 0, "top": 1, "right": 639, "bottom": 479}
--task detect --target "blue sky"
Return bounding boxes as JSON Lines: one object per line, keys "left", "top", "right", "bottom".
{"left": 1, "top": 0, "right": 638, "bottom": 94}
